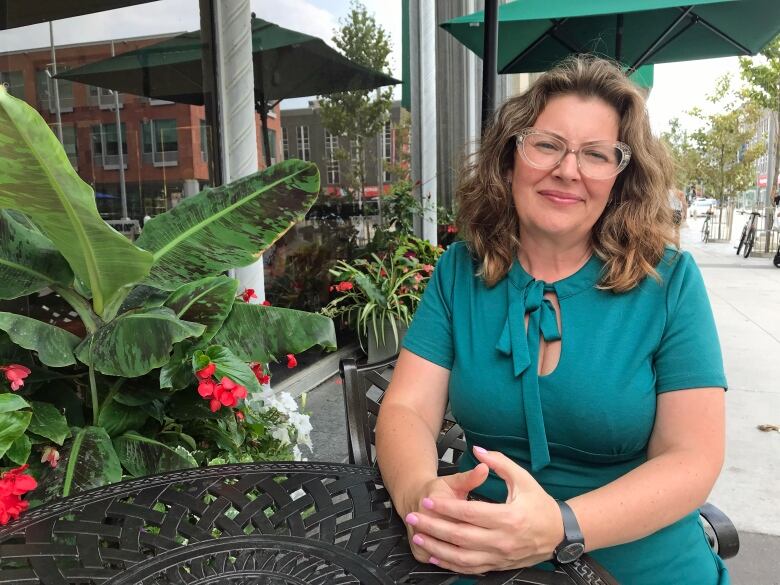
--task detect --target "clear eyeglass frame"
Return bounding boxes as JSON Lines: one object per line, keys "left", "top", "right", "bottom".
{"left": 515, "top": 127, "right": 632, "bottom": 179}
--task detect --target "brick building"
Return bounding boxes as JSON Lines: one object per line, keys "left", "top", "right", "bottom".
{"left": 0, "top": 34, "right": 280, "bottom": 221}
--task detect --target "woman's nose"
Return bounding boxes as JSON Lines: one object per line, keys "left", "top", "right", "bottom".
{"left": 554, "top": 151, "right": 581, "bottom": 180}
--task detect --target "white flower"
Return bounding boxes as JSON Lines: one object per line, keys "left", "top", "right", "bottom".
{"left": 288, "top": 411, "right": 313, "bottom": 449}
{"left": 292, "top": 445, "right": 308, "bottom": 461}
{"left": 271, "top": 426, "right": 291, "bottom": 446}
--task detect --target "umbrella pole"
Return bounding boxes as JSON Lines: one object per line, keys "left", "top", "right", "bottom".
{"left": 259, "top": 98, "right": 272, "bottom": 168}
{"left": 480, "top": 0, "right": 499, "bottom": 135}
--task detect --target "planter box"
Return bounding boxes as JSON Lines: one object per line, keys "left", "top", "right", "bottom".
{"left": 364, "top": 319, "right": 408, "bottom": 363}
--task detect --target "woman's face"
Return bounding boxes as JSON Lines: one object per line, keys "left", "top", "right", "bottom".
{"left": 510, "top": 94, "right": 621, "bottom": 245}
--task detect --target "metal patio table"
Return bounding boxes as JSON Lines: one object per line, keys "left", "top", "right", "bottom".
{"left": 0, "top": 462, "right": 577, "bottom": 585}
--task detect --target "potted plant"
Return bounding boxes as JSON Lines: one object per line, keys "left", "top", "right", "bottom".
{"left": 0, "top": 86, "right": 336, "bottom": 511}
{"left": 322, "top": 235, "right": 442, "bottom": 362}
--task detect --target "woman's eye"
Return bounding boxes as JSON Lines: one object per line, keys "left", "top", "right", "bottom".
{"left": 535, "top": 141, "right": 560, "bottom": 151}
{"left": 584, "top": 149, "right": 610, "bottom": 162}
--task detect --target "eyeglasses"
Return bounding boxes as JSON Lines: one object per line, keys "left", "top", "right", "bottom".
{"left": 516, "top": 128, "right": 631, "bottom": 180}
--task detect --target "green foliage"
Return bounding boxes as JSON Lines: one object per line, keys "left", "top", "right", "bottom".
{"left": 322, "top": 235, "right": 443, "bottom": 348}
{"left": 740, "top": 34, "right": 780, "bottom": 204}
{"left": 319, "top": 1, "right": 394, "bottom": 199}
{"left": 0, "top": 87, "right": 336, "bottom": 503}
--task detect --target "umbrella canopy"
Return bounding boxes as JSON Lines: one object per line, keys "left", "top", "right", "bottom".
{"left": 0, "top": 0, "right": 161, "bottom": 30}
{"left": 57, "top": 18, "right": 401, "bottom": 107}
{"left": 441, "top": 0, "right": 780, "bottom": 74}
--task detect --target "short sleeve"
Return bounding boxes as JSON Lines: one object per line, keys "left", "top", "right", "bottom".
{"left": 401, "top": 243, "right": 460, "bottom": 369}
{"left": 654, "top": 252, "right": 727, "bottom": 393}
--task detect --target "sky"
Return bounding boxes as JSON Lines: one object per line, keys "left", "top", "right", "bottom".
{"left": 0, "top": 0, "right": 747, "bottom": 135}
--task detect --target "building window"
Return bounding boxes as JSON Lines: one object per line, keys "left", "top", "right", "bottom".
{"left": 142, "top": 119, "right": 179, "bottom": 166}
{"left": 200, "top": 120, "right": 209, "bottom": 162}
{"left": 267, "top": 129, "right": 277, "bottom": 165}
{"left": 88, "top": 85, "right": 121, "bottom": 109}
{"left": 383, "top": 121, "right": 393, "bottom": 182}
{"left": 91, "top": 123, "right": 127, "bottom": 169}
{"left": 36, "top": 68, "right": 74, "bottom": 113}
{"left": 296, "top": 125, "right": 310, "bottom": 161}
{"left": 62, "top": 125, "right": 78, "bottom": 169}
{"left": 282, "top": 127, "right": 289, "bottom": 160}
{"left": 325, "top": 130, "right": 340, "bottom": 184}
{"left": 0, "top": 71, "right": 24, "bottom": 99}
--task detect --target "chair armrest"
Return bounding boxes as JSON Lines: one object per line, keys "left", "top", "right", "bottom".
{"left": 699, "top": 502, "right": 740, "bottom": 559}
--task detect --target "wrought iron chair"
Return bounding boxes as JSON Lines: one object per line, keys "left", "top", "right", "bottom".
{"left": 339, "top": 355, "right": 740, "bottom": 580}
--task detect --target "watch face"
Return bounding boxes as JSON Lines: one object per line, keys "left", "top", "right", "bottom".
{"left": 557, "top": 542, "right": 585, "bottom": 563}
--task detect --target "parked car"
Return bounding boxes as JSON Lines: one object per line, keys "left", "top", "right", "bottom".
{"left": 689, "top": 198, "right": 718, "bottom": 218}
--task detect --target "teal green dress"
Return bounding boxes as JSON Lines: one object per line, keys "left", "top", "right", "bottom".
{"left": 402, "top": 241, "right": 729, "bottom": 585}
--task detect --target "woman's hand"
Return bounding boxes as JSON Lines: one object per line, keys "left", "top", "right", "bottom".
{"left": 405, "top": 447, "right": 563, "bottom": 575}
{"left": 402, "top": 462, "right": 490, "bottom": 565}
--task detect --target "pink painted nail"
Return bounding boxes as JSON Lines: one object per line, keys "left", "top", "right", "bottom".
{"left": 474, "top": 445, "right": 488, "bottom": 454}
{"left": 412, "top": 534, "right": 424, "bottom": 546}
{"left": 422, "top": 497, "right": 434, "bottom": 510}
{"left": 429, "top": 556, "right": 441, "bottom": 565}
{"left": 405, "top": 513, "right": 419, "bottom": 526}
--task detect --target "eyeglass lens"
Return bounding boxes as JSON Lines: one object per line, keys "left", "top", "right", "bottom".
{"left": 522, "top": 133, "right": 624, "bottom": 179}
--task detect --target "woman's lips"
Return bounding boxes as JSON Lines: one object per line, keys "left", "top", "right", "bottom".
{"left": 538, "top": 190, "right": 583, "bottom": 205}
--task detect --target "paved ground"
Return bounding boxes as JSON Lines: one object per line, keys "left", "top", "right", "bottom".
{"left": 299, "top": 219, "right": 780, "bottom": 583}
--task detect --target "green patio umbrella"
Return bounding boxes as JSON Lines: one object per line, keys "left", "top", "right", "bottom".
{"left": 441, "top": 0, "right": 780, "bottom": 74}
{"left": 57, "top": 18, "right": 400, "bottom": 166}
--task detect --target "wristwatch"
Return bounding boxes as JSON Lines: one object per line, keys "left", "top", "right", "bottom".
{"left": 554, "top": 500, "right": 585, "bottom": 563}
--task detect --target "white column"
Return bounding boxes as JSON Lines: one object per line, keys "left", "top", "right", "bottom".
{"left": 211, "top": 0, "right": 266, "bottom": 300}
{"left": 419, "top": 1, "right": 438, "bottom": 245}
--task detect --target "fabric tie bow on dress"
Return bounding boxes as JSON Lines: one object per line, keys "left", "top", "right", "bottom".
{"left": 495, "top": 279, "right": 561, "bottom": 471}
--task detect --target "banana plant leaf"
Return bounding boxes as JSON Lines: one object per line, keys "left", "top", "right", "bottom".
{"left": 27, "top": 400, "right": 71, "bottom": 445}
{"left": 113, "top": 431, "right": 197, "bottom": 477}
{"left": 0, "top": 87, "right": 153, "bottom": 316}
{"left": 164, "top": 276, "right": 238, "bottom": 344}
{"left": 75, "top": 307, "right": 205, "bottom": 377}
{"left": 212, "top": 303, "right": 336, "bottom": 363}
{"left": 31, "top": 425, "right": 122, "bottom": 500}
{"left": 135, "top": 159, "right": 319, "bottom": 290}
{"left": 0, "top": 210, "right": 73, "bottom": 299}
{"left": 0, "top": 312, "right": 81, "bottom": 367}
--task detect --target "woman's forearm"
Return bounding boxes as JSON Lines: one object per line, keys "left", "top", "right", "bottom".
{"left": 568, "top": 447, "right": 723, "bottom": 552}
{"left": 376, "top": 402, "right": 443, "bottom": 514}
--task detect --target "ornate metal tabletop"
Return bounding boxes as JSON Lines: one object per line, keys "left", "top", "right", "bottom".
{"left": 0, "top": 462, "right": 578, "bottom": 585}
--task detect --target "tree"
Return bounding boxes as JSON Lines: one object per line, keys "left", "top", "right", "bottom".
{"left": 740, "top": 34, "right": 780, "bottom": 209}
{"left": 661, "top": 117, "right": 704, "bottom": 193}
{"left": 319, "top": 1, "right": 394, "bottom": 206}
{"left": 686, "top": 75, "right": 763, "bottom": 236}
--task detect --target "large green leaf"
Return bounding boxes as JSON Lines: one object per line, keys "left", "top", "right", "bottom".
{"left": 0, "top": 210, "right": 73, "bottom": 299}
{"left": 113, "top": 431, "right": 197, "bottom": 477}
{"left": 32, "top": 426, "right": 122, "bottom": 500}
{"left": 0, "top": 312, "right": 80, "bottom": 367}
{"left": 164, "top": 276, "right": 238, "bottom": 343}
{"left": 212, "top": 303, "right": 336, "bottom": 363}
{"left": 97, "top": 393, "right": 149, "bottom": 437}
{"left": 28, "top": 401, "right": 71, "bottom": 445}
{"left": 135, "top": 160, "right": 319, "bottom": 290}
{"left": 6, "top": 433, "right": 31, "bottom": 465}
{"left": 0, "top": 87, "right": 153, "bottom": 315}
{"left": 0, "top": 392, "right": 30, "bottom": 413}
{"left": 0, "top": 409, "right": 31, "bottom": 460}
{"left": 75, "top": 307, "right": 205, "bottom": 377}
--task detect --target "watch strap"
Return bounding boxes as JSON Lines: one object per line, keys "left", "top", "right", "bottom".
{"left": 554, "top": 500, "right": 585, "bottom": 561}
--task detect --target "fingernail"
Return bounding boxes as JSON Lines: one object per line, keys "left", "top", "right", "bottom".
{"left": 412, "top": 534, "right": 424, "bottom": 546}
{"left": 474, "top": 445, "right": 487, "bottom": 454}
{"left": 422, "top": 497, "right": 434, "bottom": 510}
{"left": 405, "top": 513, "right": 419, "bottom": 526}
{"left": 429, "top": 556, "right": 441, "bottom": 565}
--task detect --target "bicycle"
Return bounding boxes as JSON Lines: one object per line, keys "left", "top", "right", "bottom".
{"left": 701, "top": 210, "right": 713, "bottom": 243}
{"left": 736, "top": 211, "right": 761, "bottom": 258}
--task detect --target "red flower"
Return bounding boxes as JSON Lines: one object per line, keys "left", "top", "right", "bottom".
{"left": 209, "top": 398, "right": 221, "bottom": 413}
{"left": 379, "top": 268, "right": 388, "bottom": 278}
{"left": 413, "top": 273, "right": 423, "bottom": 282}
{"left": 1, "top": 364, "right": 31, "bottom": 391}
{"left": 261, "top": 300, "right": 271, "bottom": 306}
{"left": 251, "top": 362, "right": 270, "bottom": 384}
{"left": 41, "top": 446, "right": 60, "bottom": 469}
{"left": 235, "top": 411, "right": 245, "bottom": 422}
{"left": 403, "top": 251, "right": 417, "bottom": 259}
{"left": 336, "top": 281, "right": 353, "bottom": 292}
{"left": 197, "top": 378, "right": 216, "bottom": 398}
{"left": 447, "top": 224, "right": 458, "bottom": 234}
{"left": 0, "top": 465, "right": 37, "bottom": 526}
{"left": 422, "top": 264, "right": 434, "bottom": 274}
{"left": 286, "top": 354, "right": 298, "bottom": 369}
{"left": 241, "top": 288, "right": 258, "bottom": 303}
{"left": 196, "top": 363, "right": 216, "bottom": 379}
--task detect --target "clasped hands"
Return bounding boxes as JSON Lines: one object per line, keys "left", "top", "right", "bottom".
{"left": 403, "top": 446, "right": 564, "bottom": 575}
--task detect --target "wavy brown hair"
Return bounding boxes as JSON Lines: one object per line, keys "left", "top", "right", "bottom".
{"left": 456, "top": 54, "right": 676, "bottom": 292}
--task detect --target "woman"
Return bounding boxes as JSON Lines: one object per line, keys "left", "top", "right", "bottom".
{"left": 375, "top": 55, "right": 728, "bottom": 585}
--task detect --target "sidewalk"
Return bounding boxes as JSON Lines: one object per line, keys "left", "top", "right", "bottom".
{"left": 302, "top": 221, "right": 780, "bottom": 583}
